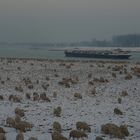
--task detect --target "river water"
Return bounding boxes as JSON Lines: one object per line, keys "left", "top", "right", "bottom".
{"left": 0, "top": 44, "right": 140, "bottom": 61}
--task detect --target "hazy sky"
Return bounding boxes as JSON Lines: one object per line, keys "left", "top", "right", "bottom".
{"left": 0, "top": 0, "right": 140, "bottom": 42}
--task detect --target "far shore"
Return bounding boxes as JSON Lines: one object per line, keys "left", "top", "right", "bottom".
{"left": 48, "top": 46, "right": 140, "bottom": 53}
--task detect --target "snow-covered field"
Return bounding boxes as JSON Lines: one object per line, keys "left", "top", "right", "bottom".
{"left": 0, "top": 58, "right": 140, "bottom": 140}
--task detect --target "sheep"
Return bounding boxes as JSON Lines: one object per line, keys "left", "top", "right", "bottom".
{"left": 69, "top": 130, "right": 88, "bottom": 139}
{"left": 51, "top": 132, "right": 68, "bottom": 140}
{"left": 28, "top": 137, "right": 37, "bottom": 140}
{"left": 76, "top": 122, "right": 91, "bottom": 132}
{"left": 0, "top": 133, "right": 6, "bottom": 140}
{"left": 6, "top": 117, "right": 15, "bottom": 127}
{"left": 15, "top": 107, "right": 25, "bottom": 117}
{"left": 16, "top": 133, "right": 24, "bottom": 140}
{"left": 53, "top": 121, "right": 62, "bottom": 133}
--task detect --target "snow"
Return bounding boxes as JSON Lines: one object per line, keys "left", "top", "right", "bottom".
{"left": 0, "top": 58, "right": 140, "bottom": 140}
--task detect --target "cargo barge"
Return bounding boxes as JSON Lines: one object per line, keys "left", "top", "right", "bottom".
{"left": 64, "top": 49, "right": 131, "bottom": 59}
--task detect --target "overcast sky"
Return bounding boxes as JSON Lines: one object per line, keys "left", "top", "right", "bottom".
{"left": 0, "top": 0, "right": 140, "bottom": 42}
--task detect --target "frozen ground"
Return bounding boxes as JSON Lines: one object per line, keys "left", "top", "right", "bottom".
{"left": 0, "top": 58, "right": 140, "bottom": 140}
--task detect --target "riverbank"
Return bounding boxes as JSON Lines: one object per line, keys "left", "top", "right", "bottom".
{"left": 0, "top": 58, "right": 140, "bottom": 140}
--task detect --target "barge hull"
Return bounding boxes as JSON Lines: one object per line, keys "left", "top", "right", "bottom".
{"left": 65, "top": 52, "right": 131, "bottom": 59}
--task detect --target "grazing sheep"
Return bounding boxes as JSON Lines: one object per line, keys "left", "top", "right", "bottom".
{"left": 6, "top": 117, "right": 15, "bottom": 127}
{"left": 51, "top": 131, "right": 68, "bottom": 140}
{"left": 0, "top": 133, "right": 6, "bottom": 140}
{"left": 53, "top": 122, "right": 62, "bottom": 133}
{"left": 69, "top": 130, "right": 88, "bottom": 139}
{"left": 15, "top": 107, "right": 25, "bottom": 117}
{"left": 16, "top": 133, "right": 24, "bottom": 140}
{"left": 76, "top": 122, "right": 91, "bottom": 132}
{"left": 28, "top": 137, "right": 37, "bottom": 140}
